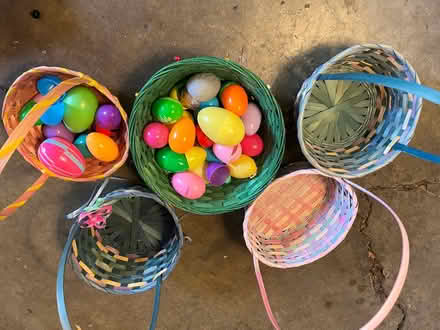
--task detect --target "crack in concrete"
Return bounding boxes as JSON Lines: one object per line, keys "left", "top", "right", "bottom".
{"left": 358, "top": 194, "right": 408, "bottom": 330}
{"left": 366, "top": 177, "right": 440, "bottom": 198}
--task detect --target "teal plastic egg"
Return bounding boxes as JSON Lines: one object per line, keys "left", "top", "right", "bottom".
{"left": 74, "top": 134, "right": 93, "bottom": 158}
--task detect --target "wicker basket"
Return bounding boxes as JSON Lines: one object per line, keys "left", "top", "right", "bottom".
{"left": 129, "top": 57, "right": 285, "bottom": 215}
{"left": 57, "top": 179, "right": 183, "bottom": 330}
{"left": 0, "top": 67, "right": 129, "bottom": 220}
{"left": 243, "top": 167, "right": 409, "bottom": 329}
{"left": 296, "top": 44, "right": 433, "bottom": 178}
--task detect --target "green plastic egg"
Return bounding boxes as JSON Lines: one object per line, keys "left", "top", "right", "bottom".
{"left": 63, "top": 86, "right": 98, "bottom": 133}
{"left": 19, "top": 100, "right": 43, "bottom": 125}
{"left": 152, "top": 97, "right": 183, "bottom": 124}
{"left": 155, "top": 146, "right": 189, "bottom": 172}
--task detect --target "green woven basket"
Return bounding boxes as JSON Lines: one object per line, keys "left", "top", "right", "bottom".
{"left": 129, "top": 57, "right": 285, "bottom": 214}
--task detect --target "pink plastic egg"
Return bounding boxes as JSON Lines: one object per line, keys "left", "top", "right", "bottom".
{"left": 241, "top": 134, "right": 264, "bottom": 157}
{"left": 143, "top": 122, "right": 169, "bottom": 149}
{"left": 172, "top": 172, "right": 206, "bottom": 199}
{"left": 38, "top": 137, "right": 86, "bottom": 178}
{"left": 213, "top": 143, "right": 242, "bottom": 164}
{"left": 43, "top": 123, "right": 75, "bottom": 143}
{"left": 241, "top": 103, "right": 262, "bottom": 135}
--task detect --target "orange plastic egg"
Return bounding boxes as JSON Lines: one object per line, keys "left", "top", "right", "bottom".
{"left": 86, "top": 132, "right": 119, "bottom": 162}
{"left": 220, "top": 84, "right": 249, "bottom": 116}
{"left": 169, "top": 117, "right": 196, "bottom": 153}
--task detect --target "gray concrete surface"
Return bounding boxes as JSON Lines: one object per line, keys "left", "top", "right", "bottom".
{"left": 0, "top": 0, "right": 439, "bottom": 329}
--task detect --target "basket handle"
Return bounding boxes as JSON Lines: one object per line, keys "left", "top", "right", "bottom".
{"left": 253, "top": 181, "right": 409, "bottom": 330}
{"left": 56, "top": 221, "right": 163, "bottom": 330}
{"left": 0, "top": 77, "right": 89, "bottom": 220}
{"left": 318, "top": 72, "right": 440, "bottom": 164}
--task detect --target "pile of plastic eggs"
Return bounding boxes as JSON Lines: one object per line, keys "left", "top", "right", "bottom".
{"left": 19, "top": 75, "right": 122, "bottom": 178}
{"left": 143, "top": 73, "right": 264, "bottom": 200}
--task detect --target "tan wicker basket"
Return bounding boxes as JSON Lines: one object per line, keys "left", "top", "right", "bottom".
{"left": 0, "top": 67, "right": 129, "bottom": 220}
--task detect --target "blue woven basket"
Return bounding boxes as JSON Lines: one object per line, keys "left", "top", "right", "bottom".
{"left": 56, "top": 179, "right": 183, "bottom": 330}
{"left": 296, "top": 44, "right": 440, "bottom": 178}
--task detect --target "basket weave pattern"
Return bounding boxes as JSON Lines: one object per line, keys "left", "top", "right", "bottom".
{"left": 129, "top": 57, "right": 285, "bottom": 214}
{"left": 296, "top": 44, "right": 422, "bottom": 178}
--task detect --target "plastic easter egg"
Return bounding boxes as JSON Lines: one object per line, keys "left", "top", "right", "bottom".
{"left": 199, "top": 97, "right": 220, "bottom": 109}
{"left": 33, "top": 94, "right": 44, "bottom": 103}
{"left": 169, "top": 117, "right": 195, "bottom": 153}
{"left": 206, "top": 148, "right": 222, "bottom": 163}
{"left": 43, "top": 123, "right": 75, "bottom": 142}
{"left": 95, "top": 104, "right": 121, "bottom": 130}
{"left": 19, "top": 100, "right": 43, "bottom": 125}
{"left": 169, "top": 87, "right": 180, "bottom": 100}
{"left": 172, "top": 172, "right": 206, "bottom": 199}
{"left": 37, "top": 75, "right": 61, "bottom": 95}
{"left": 228, "top": 155, "right": 257, "bottom": 179}
{"left": 179, "top": 89, "right": 199, "bottom": 110}
{"left": 74, "top": 134, "right": 93, "bottom": 158}
{"left": 241, "top": 103, "right": 262, "bottom": 135}
{"left": 186, "top": 73, "right": 221, "bottom": 102}
{"left": 63, "top": 86, "right": 98, "bottom": 133}
{"left": 152, "top": 97, "right": 183, "bottom": 124}
{"left": 241, "top": 134, "right": 264, "bottom": 157}
{"left": 197, "top": 107, "right": 245, "bottom": 145}
{"left": 185, "top": 146, "right": 207, "bottom": 170}
{"left": 213, "top": 144, "right": 242, "bottom": 164}
{"left": 196, "top": 125, "right": 214, "bottom": 148}
{"left": 190, "top": 161, "right": 208, "bottom": 183}
{"left": 219, "top": 81, "right": 235, "bottom": 96}
{"left": 38, "top": 137, "right": 85, "bottom": 178}
{"left": 86, "top": 132, "right": 119, "bottom": 162}
{"left": 163, "top": 110, "right": 192, "bottom": 132}
{"left": 220, "top": 84, "right": 249, "bottom": 116}
{"left": 95, "top": 125, "right": 115, "bottom": 137}
{"left": 143, "top": 122, "right": 169, "bottom": 149}
{"left": 155, "top": 146, "right": 189, "bottom": 172}
{"left": 40, "top": 101, "right": 65, "bottom": 125}
{"left": 206, "top": 162, "right": 230, "bottom": 186}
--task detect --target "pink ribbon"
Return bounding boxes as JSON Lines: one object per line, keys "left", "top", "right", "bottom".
{"left": 78, "top": 205, "right": 112, "bottom": 229}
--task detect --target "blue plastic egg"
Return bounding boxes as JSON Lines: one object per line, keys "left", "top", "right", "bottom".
{"left": 37, "top": 75, "right": 61, "bottom": 95}
{"left": 40, "top": 101, "right": 65, "bottom": 126}
{"left": 199, "top": 97, "right": 220, "bottom": 109}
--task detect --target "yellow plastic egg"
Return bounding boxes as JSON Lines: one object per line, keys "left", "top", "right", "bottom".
{"left": 190, "top": 161, "right": 209, "bottom": 183}
{"left": 197, "top": 107, "right": 245, "bottom": 145}
{"left": 86, "top": 132, "right": 119, "bottom": 162}
{"left": 169, "top": 87, "right": 179, "bottom": 100}
{"left": 185, "top": 146, "right": 207, "bottom": 170}
{"left": 228, "top": 155, "right": 257, "bottom": 178}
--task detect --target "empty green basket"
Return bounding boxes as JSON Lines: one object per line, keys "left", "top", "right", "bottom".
{"left": 129, "top": 57, "right": 285, "bottom": 215}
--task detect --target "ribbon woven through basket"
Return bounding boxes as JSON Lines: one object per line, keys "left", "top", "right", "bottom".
{"left": 57, "top": 178, "right": 184, "bottom": 330}
{"left": 296, "top": 44, "right": 440, "bottom": 178}
{"left": 243, "top": 168, "right": 409, "bottom": 330}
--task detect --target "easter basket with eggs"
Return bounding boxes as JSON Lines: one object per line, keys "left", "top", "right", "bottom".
{"left": 130, "top": 57, "right": 285, "bottom": 215}
{"left": 0, "top": 67, "right": 129, "bottom": 220}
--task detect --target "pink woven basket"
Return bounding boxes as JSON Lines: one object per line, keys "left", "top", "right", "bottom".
{"left": 243, "top": 168, "right": 409, "bottom": 330}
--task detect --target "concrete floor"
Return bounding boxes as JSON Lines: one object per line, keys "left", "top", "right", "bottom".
{"left": 0, "top": 0, "right": 439, "bottom": 329}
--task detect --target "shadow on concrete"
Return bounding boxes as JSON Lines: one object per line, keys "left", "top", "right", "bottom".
{"left": 271, "top": 43, "right": 352, "bottom": 166}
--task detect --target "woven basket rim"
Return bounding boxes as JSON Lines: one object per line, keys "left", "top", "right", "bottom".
{"left": 243, "top": 168, "right": 358, "bottom": 268}
{"left": 296, "top": 44, "right": 422, "bottom": 178}
{"left": 2, "top": 66, "right": 129, "bottom": 182}
{"left": 129, "top": 56, "right": 285, "bottom": 214}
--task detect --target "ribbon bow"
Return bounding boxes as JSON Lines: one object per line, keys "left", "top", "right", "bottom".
{"left": 78, "top": 205, "right": 112, "bottom": 229}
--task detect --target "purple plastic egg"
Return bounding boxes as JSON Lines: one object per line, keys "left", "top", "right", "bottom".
{"left": 43, "top": 123, "right": 75, "bottom": 143}
{"left": 95, "top": 104, "right": 122, "bottom": 130}
{"left": 206, "top": 162, "right": 230, "bottom": 186}
{"left": 172, "top": 172, "right": 206, "bottom": 199}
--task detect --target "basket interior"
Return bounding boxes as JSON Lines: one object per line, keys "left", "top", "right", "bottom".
{"left": 2, "top": 68, "right": 128, "bottom": 181}
{"left": 72, "top": 195, "right": 180, "bottom": 294}
{"left": 299, "top": 45, "right": 422, "bottom": 177}
{"left": 245, "top": 172, "right": 357, "bottom": 268}
{"left": 130, "top": 58, "right": 285, "bottom": 214}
